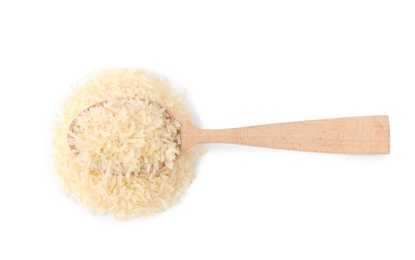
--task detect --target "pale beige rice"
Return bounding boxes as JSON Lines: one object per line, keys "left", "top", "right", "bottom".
{"left": 52, "top": 69, "right": 201, "bottom": 220}
{"left": 68, "top": 98, "right": 181, "bottom": 176}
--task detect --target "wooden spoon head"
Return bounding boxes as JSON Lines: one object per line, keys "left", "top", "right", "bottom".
{"left": 67, "top": 98, "right": 197, "bottom": 175}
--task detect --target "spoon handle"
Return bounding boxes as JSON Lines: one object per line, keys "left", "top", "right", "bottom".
{"left": 191, "top": 116, "right": 390, "bottom": 154}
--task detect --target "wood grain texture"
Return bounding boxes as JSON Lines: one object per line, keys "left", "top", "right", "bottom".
{"left": 180, "top": 116, "right": 390, "bottom": 155}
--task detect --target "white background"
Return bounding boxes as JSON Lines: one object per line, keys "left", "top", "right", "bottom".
{"left": 0, "top": 1, "right": 414, "bottom": 259}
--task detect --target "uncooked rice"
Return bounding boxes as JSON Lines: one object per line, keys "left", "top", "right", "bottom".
{"left": 68, "top": 98, "right": 181, "bottom": 176}
{"left": 52, "top": 69, "right": 201, "bottom": 220}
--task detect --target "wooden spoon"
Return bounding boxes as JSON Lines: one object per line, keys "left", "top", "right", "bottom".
{"left": 69, "top": 99, "right": 390, "bottom": 157}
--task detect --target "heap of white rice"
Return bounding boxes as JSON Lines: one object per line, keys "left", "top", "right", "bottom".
{"left": 68, "top": 98, "right": 181, "bottom": 176}
{"left": 52, "top": 69, "right": 201, "bottom": 220}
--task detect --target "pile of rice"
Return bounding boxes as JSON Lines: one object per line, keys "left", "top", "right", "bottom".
{"left": 52, "top": 69, "right": 201, "bottom": 220}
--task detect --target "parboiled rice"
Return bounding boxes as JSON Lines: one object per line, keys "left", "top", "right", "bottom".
{"left": 52, "top": 69, "right": 201, "bottom": 220}
{"left": 68, "top": 98, "right": 181, "bottom": 176}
